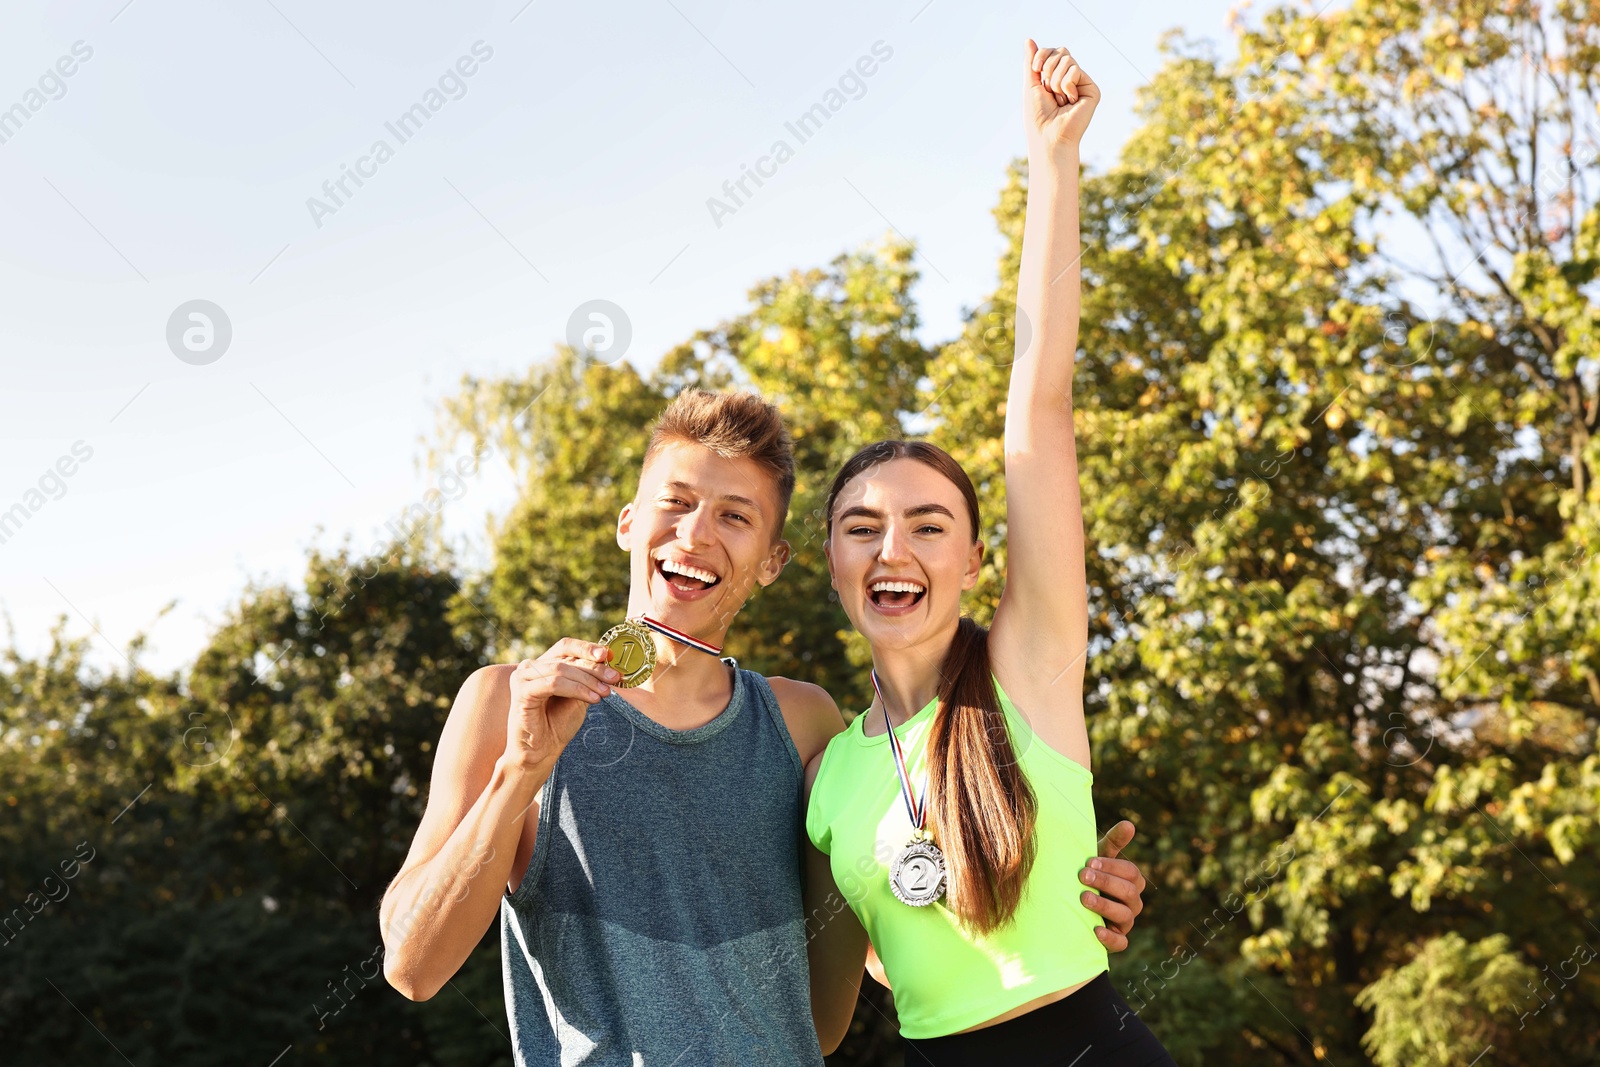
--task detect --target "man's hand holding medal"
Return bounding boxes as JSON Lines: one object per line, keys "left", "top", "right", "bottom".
{"left": 504, "top": 639, "right": 624, "bottom": 771}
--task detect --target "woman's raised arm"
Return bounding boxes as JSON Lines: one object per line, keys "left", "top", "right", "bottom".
{"left": 991, "top": 41, "right": 1100, "bottom": 753}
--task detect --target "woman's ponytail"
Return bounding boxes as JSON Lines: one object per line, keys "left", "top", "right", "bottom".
{"left": 927, "top": 617, "right": 1037, "bottom": 935}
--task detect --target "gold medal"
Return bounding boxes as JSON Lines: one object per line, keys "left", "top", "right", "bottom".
{"left": 598, "top": 619, "right": 656, "bottom": 687}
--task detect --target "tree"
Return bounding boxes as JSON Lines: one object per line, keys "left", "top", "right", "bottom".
{"left": 1, "top": 542, "right": 508, "bottom": 1065}
{"left": 919, "top": 1, "right": 1599, "bottom": 1061}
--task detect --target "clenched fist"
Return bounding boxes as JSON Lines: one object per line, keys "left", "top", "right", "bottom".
{"left": 1024, "top": 39, "right": 1099, "bottom": 154}
{"left": 504, "top": 639, "right": 623, "bottom": 770}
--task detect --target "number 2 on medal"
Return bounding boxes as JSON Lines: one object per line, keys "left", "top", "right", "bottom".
{"left": 905, "top": 861, "right": 928, "bottom": 892}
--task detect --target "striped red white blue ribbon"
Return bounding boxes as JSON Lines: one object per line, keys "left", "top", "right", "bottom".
{"left": 640, "top": 616, "right": 723, "bottom": 657}
{"left": 871, "top": 669, "right": 929, "bottom": 832}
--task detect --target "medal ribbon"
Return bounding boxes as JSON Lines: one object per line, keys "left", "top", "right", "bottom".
{"left": 871, "top": 670, "right": 929, "bottom": 833}
{"left": 639, "top": 616, "right": 723, "bottom": 657}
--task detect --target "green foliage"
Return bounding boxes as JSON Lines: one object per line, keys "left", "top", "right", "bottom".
{"left": 1, "top": 544, "right": 503, "bottom": 1064}
{"left": 1355, "top": 933, "right": 1536, "bottom": 1067}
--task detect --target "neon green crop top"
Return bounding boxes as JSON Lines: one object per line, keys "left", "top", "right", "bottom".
{"left": 804, "top": 676, "right": 1109, "bottom": 1039}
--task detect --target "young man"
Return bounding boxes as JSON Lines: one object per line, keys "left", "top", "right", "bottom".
{"left": 379, "top": 389, "right": 1149, "bottom": 1065}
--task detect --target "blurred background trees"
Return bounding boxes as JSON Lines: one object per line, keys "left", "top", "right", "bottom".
{"left": 4, "top": 1, "right": 1596, "bottom": 1063}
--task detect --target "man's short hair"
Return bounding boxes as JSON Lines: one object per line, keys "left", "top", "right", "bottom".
{"left": 644, "top": 389, "right": 796, "bottom": 530}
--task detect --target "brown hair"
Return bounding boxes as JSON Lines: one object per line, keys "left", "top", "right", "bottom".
{"left": 645, "top": 389, "right": 797, "bottom": 531}
{"left": 824, "top": 440, "right": 1038, "bottom": 935}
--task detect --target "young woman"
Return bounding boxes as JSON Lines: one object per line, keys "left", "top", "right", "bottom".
{"left": 802, "top": 41, "right": 1177, "bottom": 1066}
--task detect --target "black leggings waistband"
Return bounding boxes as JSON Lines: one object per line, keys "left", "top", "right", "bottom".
{"left": 901, "top": 972, "right": 1177, "bottom": 1067}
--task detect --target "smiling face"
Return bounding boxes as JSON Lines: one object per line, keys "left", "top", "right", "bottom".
{"left": 617, "top": 439, "right": 790, "bottom": 641}
{"left": 825, "top": 456, "right": 983, "bottom": 653}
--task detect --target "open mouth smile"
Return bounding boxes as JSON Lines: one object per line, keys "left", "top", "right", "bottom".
{"left": 868, "top": 578, "right": 926, "bottom": 613}
{"left": 656, "top": 557, "right": 722, "bottom": 596}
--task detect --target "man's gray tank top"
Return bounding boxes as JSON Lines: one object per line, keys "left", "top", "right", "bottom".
{"left": 498, "top": 664, "right": 825, "bottom": 1066}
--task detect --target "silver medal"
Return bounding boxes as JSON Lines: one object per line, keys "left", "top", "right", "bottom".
{"left": 889, "top": 837, "right": 947, "bottom": 907}
{"left": 872, "top": 670, "right": 949, "bottom": 908}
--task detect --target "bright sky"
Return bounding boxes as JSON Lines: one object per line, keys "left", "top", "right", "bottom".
{"left": 0, "top": 0, "right": 1241, "bottom": 678}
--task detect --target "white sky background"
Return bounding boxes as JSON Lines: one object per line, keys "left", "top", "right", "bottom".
{"left": 0, "top": 0, "right": 1243, "bottom": 678}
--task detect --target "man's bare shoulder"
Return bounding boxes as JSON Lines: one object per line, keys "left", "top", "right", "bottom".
{"left": 766, "top": 676, "right": 847, "bottom": 766}
{"left": 434, "top": 664, "right": 516, "bottom": 769}
{"left": 452, "top": 663, "right": 514, "bottom": 721}
{"left": 466, "top": 662, "right": 517, "bottom": 698}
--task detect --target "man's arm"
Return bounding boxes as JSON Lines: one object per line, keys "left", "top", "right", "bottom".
{"left": 379, "top": 664, "right": 540, "bottom": 1001}
{"left": 802, "top": 752, "right": 869, "bottom": 1054}
{"left": 381, "top": 642, "right": 617, "bottom": 1001}
{"left": 768, "top": 677, "right": 866, "bottom": 1054}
